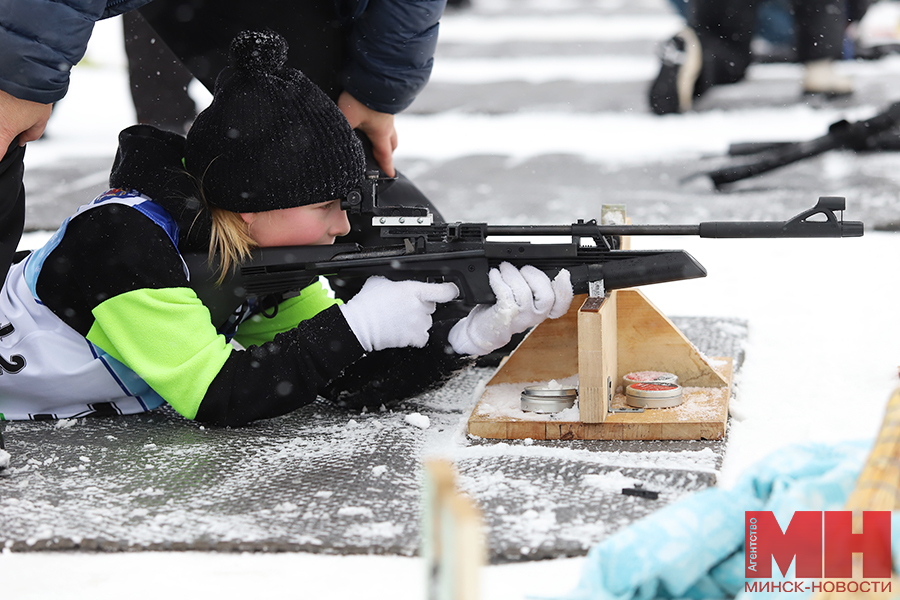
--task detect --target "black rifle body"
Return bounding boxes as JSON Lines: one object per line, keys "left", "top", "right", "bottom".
{"left": 186, "top": 195, "right": 862, "bottom": 329}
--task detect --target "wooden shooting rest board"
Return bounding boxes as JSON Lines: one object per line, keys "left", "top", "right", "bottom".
{"left": 467, "top": 289, "right": 733, "bottom": 441}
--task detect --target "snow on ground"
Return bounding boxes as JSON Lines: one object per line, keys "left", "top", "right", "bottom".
{"left": 632, "top": 233, "right": 900, "bottom": 486}
{"left": 0, "top": 551, "right": 587, "bottom": 600}
{"left": 6, "top": 5, "right": 900, "bottom": 599}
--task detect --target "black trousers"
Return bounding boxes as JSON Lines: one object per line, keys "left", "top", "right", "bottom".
{"left": 0, "top": 140, "right": 26, "bottom": 284}
{"left": 138, "top": 0, "right": 347, "bottom": 100}
{"left": 123, "top": 11, "right": 196, "bottom": 132}
{"left": 0, "top": 142, "right": 21, "bottom": 450}
{"left": 689, "top": 0, "right": 853, "bottom": 95}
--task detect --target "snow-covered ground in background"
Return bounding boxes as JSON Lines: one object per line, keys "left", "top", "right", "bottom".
{"left": 5, "top": 6, "right": 900, "bottom": 599}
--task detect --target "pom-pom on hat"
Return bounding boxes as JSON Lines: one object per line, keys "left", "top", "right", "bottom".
{"left": 184, "top": 30, "right": 365, "bottom": 212}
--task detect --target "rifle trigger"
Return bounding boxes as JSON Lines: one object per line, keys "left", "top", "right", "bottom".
{"left": 404, "top": 239, "right": 415, "bottom": 253}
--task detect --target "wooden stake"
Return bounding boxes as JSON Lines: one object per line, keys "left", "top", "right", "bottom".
{"left": 422, "top": 460, "right": 485, "bottom": 600}
{"left": 578, "top": 293, "right": 617, "bottom": 423}
{"left": 811, "top": 386, "right": 900, "bottom": 600}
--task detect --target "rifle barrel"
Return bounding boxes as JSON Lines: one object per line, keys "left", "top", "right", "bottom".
{"left": 486, "top": 221, "right": 860, "bottom": 237}
{"left": 485, "top": 224, "right": 700, "bottom": 236}
{"left": 485, "top": 199, "right": 863, "bottom": 239}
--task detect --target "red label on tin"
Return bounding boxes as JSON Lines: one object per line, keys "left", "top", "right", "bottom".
{"left": 630, "top": 382, "right": 678, "bottom": 391}
{"left": 626, "top": 371, "right": 674, "bottom": 382}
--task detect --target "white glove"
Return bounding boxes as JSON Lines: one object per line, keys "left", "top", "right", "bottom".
{"left": 448, "top": 263, "right": 573, "bottom": 356}
{"left": 339, "top": 276, "right": 459, "bottom": 352}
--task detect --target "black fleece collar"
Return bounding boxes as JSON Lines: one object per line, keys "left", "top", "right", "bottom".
{"left": 109, "top": 124, "right": 212, "bottom": 252}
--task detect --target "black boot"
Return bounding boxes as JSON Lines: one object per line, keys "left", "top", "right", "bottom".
{"left": 648, "top": 28, "right": 703, "bottom": 115}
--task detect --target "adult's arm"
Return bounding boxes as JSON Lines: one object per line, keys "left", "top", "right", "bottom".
{"left": 0, "top": 0, "right": 151, "bottom": 145}
{"left": 341, "top": 0, "right": 446, "bottom": 114}
{"left": 340, "top": 0, "right": 446, "bottom": 174}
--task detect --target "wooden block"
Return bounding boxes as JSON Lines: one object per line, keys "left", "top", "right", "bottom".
{"left": 578, "top": 293, "right": 617, "bottom": 423}
{"left": 560, "top": 422, "right": 585, "bottom": 441}
{"left": 578, "top": 384, "right": 608, "bottom": 424}
{"left": 659, "top": 422, "right": 702, "bottom": 441}
{"left": 544, "top": 422, "right": 561, "bottom": 440}
{"left": 484, "top": 294, "right": 583, "bottom": 387}
{"left": 698, "top": 422, "right": 726, "bottom": 440}
{"left": 507, "top": 421, "right": 548, "bottom": 440}
{"left": 591, "top": 422, "right": 618, "bottom": 440}
{"left": 546, "top": 422, "right": 584, "bottom": 440}
{"left": 467, "top": 419, "right": 508, "bottom": 440}
{"left": 467, "top": 280, "right": 734, "bottom": 441}
{"left": 616, "top": 289, "right": 728, "bottom": 389}
{"left": 466, "top": 360, "right": 732, "bottom": 441}
{"left": 620, "top": 422, "right": 663, "bottom": 440}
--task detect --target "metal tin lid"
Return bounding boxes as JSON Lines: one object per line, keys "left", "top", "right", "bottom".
{"left": 520, "top": 386, "right": 578, "bottom": 413}
{"left": 625, "top": 382, "right": 683, "bottom": 409}
{"left": 522, "top": 386, "right": 578, "bottom": 399}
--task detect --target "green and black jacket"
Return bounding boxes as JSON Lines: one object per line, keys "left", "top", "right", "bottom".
{"left": 11, "top": 125, "right": 469, "bottom": 425}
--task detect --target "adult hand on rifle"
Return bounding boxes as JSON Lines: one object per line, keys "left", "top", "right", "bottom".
{"left": 337, "top": 91, "right": 397, "bottom": 177}
{"left": 449, "top": 263, "right": 573, "bottom": 356}
{"left": 339, "top": 276, "right": 459, "bottom": 352}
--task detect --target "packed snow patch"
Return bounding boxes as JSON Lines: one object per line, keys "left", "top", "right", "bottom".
{"left": 337, "top": 507, "right": 374, "bottom": 518}
{"left": 404, "top": 413, "right": 430, "bottom": 430}
{"left": 582, "top": 469, "right": 640, "bottom": 492}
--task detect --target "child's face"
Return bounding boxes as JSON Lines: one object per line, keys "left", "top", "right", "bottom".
{"left": 241, "top": 199, "right": 351, "bottom": 247}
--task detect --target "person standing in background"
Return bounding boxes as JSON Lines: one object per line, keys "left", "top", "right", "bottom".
{"left": 649, "top": 0, "right": 871, "bottom": 115}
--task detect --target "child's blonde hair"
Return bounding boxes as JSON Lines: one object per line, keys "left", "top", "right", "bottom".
{"left": 189, "top": 174, "right": 258, "bottom": 285}
{"left": 208, "top": 205, "right": 257, "bottom": 285}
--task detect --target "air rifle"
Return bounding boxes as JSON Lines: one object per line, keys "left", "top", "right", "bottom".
{"left": 185, "top": 174, "right": 863, "bottom": 328}
{"left": 701, "top": 100, "right": 900, "bottom": 188}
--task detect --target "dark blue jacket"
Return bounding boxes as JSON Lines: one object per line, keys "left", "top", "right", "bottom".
{"left": 340, "top": 0, "right": 446, "bottom": 113}
{"left": 0, "top": 0, "right": 446, "bottom": 113}
{"left": 0, "top": 0, "right": 149, "bottom": 104}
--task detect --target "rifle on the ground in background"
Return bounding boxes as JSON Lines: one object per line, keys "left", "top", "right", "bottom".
{"left": 701, "top": 100, "right": 900, "bottom": 188}
{"left": 185, "top": 173, "right": 863, "bottom": 328}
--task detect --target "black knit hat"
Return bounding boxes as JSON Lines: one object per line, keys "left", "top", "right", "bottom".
{"left": 184, "top": 30, "right": 365, "bottom": 212}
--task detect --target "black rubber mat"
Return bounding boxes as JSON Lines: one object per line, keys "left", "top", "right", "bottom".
{"left": 0, "top": 316, "right": 746, "bottom": 561}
